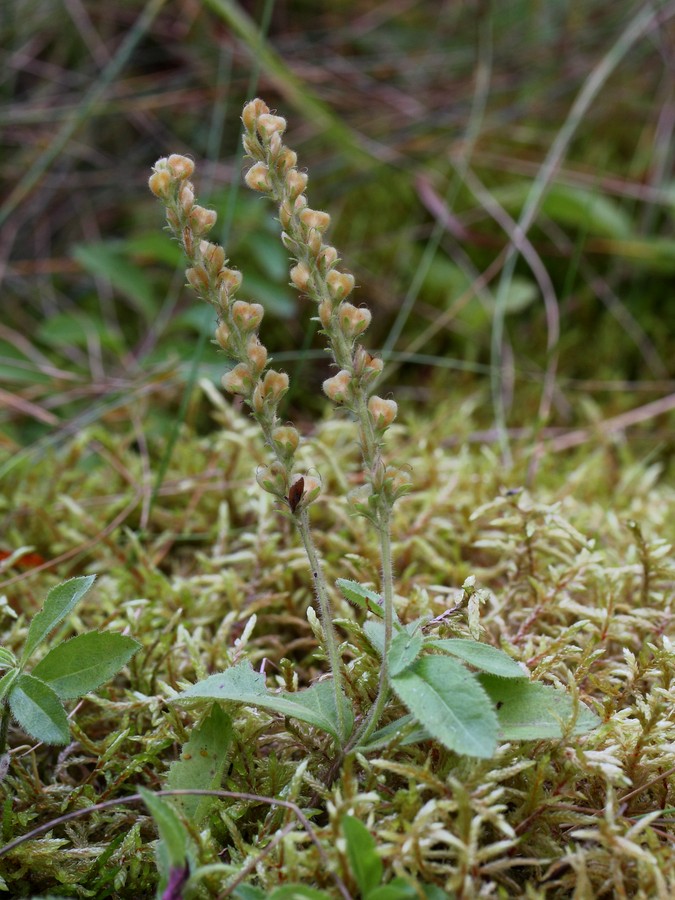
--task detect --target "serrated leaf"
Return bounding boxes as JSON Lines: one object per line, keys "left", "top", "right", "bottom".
{"left": 166, "top": 704, "right": 232, "bottom": 823}
{"left": 388, "top": 630, "right": 423, "bottom": 677}
{"left": 391, "top": 656, "right": 498, "bottom": 758}
{"left": 363, "top": 620, "right": 417, "bottom": 656}
{"left": 21, "top": 575, "right": 96, "bottom": 665}
{"left": 431, "top": 639, "right": 526, "bottom": 678}
{"left": 9, "top": 673, "right": 70, "bottom": 745}
{"left": 138, "top": 787, "right": 188, "bottom": 868}
{"left": 0, "top": 668, "right": 19, "bottom": 703}
{"left": 336, "top": 579, "right": 384, "bottom": 617}
{"left": 32, "top": 632, "right": 140, "bottom": 699}
{"left": 479, "top": 675, "right": 601, "bottom": 740}
{"left": 342, "top": 815, "right": 382, "bottom": 896}
{"left": 176, "top": 662, "right": 351, "bottom": 742}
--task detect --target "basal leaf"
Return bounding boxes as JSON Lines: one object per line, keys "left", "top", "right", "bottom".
{"left": 388, "top": 630, "right": 423, "bottom": 677}
{"left": 269, "top": 887, "right": 332, "bottom": 900}
{"left": 280, "top": 679, "right": 354, "bottom": 742}
{"left": 21, "top": 575, "right": 96, "bottom": 665}
{"left": 479, "top": 675, "right": 601, "bottom": 740}
{"left": 431, "top": 639, "right": 526, "bottom": 678}
{"left": 391, "top": 656, "right": 498, "bottom": 758}
{"left": 166, "top": 704, "right": 233, "bottom": 823}
{"left": 32, "top": 632, "right": 140, "bottom": 699}
{"left": 9, "top": 673, "right": 70, "bottom": 745}
{"left": 176, "top": 662, "right": 348, "bottom": 741}
{"left": 342, "top": 815, "right": 382, "bottom": 896}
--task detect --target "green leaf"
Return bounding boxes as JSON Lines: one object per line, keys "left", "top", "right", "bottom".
{"left": 176, "top": 662, "right": 351, "bottom": 742}
{"left": 8, "top": 673, "right": 70, "bottom": 745}
{"left": 342, "top": 815, "right": 382, "bottom": 896}
{"left": 280, "top": 680, "right": 354, "bottom": 742}
{"left": 138, "top": 787, "right": 189, "bottom": 868}
{"left": 232, "top": 888, "right": 266, "bottom": 900}
{"left": 336, "top": 579, "right": 384, "bottom": 618}
{"left": 73, "top": 242, "right": 157, "bottom": 318}
{"left": 166, "top": 704, "right": 232, "bottom": 823}
{"left": 367, "top": 881, "right": 417, "bottom": 900}
{"left": 431, "top": 640, "right": 526, "bottom": 678}
{"left": 391, "top": 656, "right": 498, "bottom": 758}
{"left": 359, "top": 714, "right": 430, "bottom": 752}
{"left": 0, "top": 647, "right": 17, "bottom": 668}
{"left": 32, "top": 632, "right": 140, "bottom": 699}
{"left": 479, "top": 675, "right": 601, "bottom": 740}
{"left": 388, "top": 630, "right": 423, "bottom": 677}
{"left": 21, "top": 575, "right": 96, "bottom": 665}
{"left": 0, "top": 668, "right": 19, "bottom": 703}
{"left": 363, "top": 620, "right": 418, "bottom": 656}
{"left": 269, "top": 887, "right": 332, "bottom": 900}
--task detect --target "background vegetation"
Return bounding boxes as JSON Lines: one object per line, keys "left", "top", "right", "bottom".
{"left": 1, "top": 1, "right": 674, "bottom": 897}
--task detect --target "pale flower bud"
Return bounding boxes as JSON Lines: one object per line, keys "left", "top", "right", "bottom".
{"left": 222, "top": 363, "right": 253, "bottom": 395}
{"left": 245, "top": 162, "right": 272, "bottom": 192}
{"left": 368, "top": 396, "right": 397, "bottom": 429}
{"left": 242, "top": 133, "right": 262, "bottom": 158}
{"left": 318, "top": 300, "right": 332, "bottom": 328}
{"left": 285, "top": 170, "right": 308, "bottom": 199}
{"left": 307, "top": 232, "right": 322, "bottom": 256}
{"left": 261, "top": 369, "right": 289, "bottom": 400}
{"left": 256, "top": 113, "right": 287, "bottom": 138}
{"left": 200, "top": 241, "right": 226, "bottom": 276}
{"left": 353, "top": 348, "right": 384, "bottom": 384}
{"left": 384, "top": 466, "right": 413, "bottom": 500}
{"left": 245, "top": 334, "right": 268, "bottom": 372}
{"left": 279, "top": 201, "right": 293, "bottom": 229}
{"left": 256, "top": 461, "right": 287, "bottom": 498}
{"left": 217, "top": 268, "right": 243, "bottom": 295}
{"left": 231, "top": 300, "right": 264, "bottom": 332}
{"left": 189, "top": 205, "right": 217, "bottom": 236}
{"left": 326, "top": 270, "right": 355, "bottom": 300}
{"left": 323, "top": 369, "right": 352, "bottom": 403}
{"left": 268, "top": 132, "right": 283, "bottom": 159}
{"left": 167, "top": 154, "right": 194, "bottom": 180}
{"left": 179, "top": 183, "right": 194, "bottom": 213}
{"left": 337, "top": 303, "right": 371, "bottom": 338}
{"left": 148, "top": 170, "right": 171, "bottom": 199}
{"left": 299, "top": 208, "right": 331, "bottom": 232}
{"left": 242, "top": 98, "right": 270, "bottom": 131}
{"left": 185, "top": 266, "right": 209, "bottom": 293}
{"left": 290, "top": 262, "right": 311, "bottom": 292}
{"left": 319, "top": 245, "right": 338, "bottom": 267}
{"left": 277, "top": 148, "right": 297, "bottom": 172}
{"left": 215, "top": 322, "right": 231, "bottom": 350}
{"left": 272, "top": 425, "right": 300, "bottom": 457}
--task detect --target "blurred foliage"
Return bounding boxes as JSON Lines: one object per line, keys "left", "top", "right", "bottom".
{"left": 1, "top": 0, "right": 674, "bottom": 457}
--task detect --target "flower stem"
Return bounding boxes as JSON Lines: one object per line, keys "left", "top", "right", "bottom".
{"left": 295, "top": 508, "right": 347, "bottom": 744}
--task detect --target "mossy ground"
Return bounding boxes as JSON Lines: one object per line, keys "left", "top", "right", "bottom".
{"left": 1, "top": 386, "right": 673, "bottom": 898}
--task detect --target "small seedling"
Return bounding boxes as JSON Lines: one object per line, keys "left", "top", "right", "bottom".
{"left": 0, "top": 575, "right": 139, "bottom": 753}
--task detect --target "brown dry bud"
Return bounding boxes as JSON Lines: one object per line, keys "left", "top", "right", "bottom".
{"left": 242, "top": 98, "right": 270, "bottom": 131}
{"left": 323, "top": 369, "right": 352, "bottom": 403}
{"left": 245, "top": 162, "right": 272, "bottom": 192}
{"left": 279, "top": 201, "right": 293, "bottom": 229}
{"left": 326, "top": 270, "right": 355, "bottom": 300}
{"left": 167, "top": 154, "right": 194, "bottom": 180}
{"left": 290, "top": 262, "right": 311, "bottom": 292}
{"left": 231, "top": 300, "right": 264, "bottom": 332}
{"left": 368, "top": 395, "right": 397, "bottom": 429}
